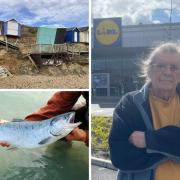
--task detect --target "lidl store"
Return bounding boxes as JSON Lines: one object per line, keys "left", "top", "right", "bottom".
{"left": 92, "top": 18, "right": 180, "bottom": 97}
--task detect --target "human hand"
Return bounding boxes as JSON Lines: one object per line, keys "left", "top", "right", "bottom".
{"left": 0, "top": 119, "right": 8, "bottom": 124}
{"left": 0, "top": 119, "right": 10, "bottom": 147}
{"left": 65, "top": 127, "right": 88, "bottom": 145}
{"left": 129, "top": 131, "right": 146, "bottom": 148}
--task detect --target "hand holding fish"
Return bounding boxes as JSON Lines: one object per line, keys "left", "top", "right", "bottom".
{"left": 0, "top": 119, "right": 10, "bottom": 147}
{"left": 129, "top": 131, "right": 146, "bottom": 148}
{"left": 0, "top": 119, "right": 9, "bottom": 124}
{"left": 66, "top": 127, "right": 87, "bottom": 142}
{"left": 0, "top": 112, "right": 81, "bottom": 149}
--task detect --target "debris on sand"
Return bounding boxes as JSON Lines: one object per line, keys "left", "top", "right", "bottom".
{"left": 0, "top": 66, "right": 12, "bottom": 78}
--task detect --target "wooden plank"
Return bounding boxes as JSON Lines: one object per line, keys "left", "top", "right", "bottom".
{"left": 27, "top": 55, "right": 39, "bottom": 71}
{"left": 5, "top": 36, "right": 8, "bottom": 50}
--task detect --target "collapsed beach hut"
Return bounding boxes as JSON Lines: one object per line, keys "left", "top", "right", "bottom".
{"left": 65, "top": 27, "right": 80, "bottom": 43}
{"left": 78, "top": 27, "right": 89, "bottom": 43}
{"left": 36, "top": 26, "right": 57, "bottom": 44}
{"left": 36, "top": 26, "right": 66, "bottom": 44}
{"left": 28, "top": 26, "right": 69, "bottom": 66}
{"left": 3, "top": 19, "right": 21, "bottom": 37}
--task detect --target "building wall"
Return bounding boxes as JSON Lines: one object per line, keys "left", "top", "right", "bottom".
{"left": 92, "top": 52, "right": 145, "bottom": 96}
{"left": 92, "top": 22, "right": 180, "bottom": 48}
{"left": 122, "top": 23, "right": 180, "bottom": 47}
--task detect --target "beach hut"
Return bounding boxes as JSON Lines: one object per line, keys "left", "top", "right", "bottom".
{"left": 36, "top": 26, "right": 57, "bottom": 44}
{"left": 65, "top": 27, "right": 80, "bottom": 43}
{"left": 3, "top": 19, "right": 21, "bottom": 36}
{"left": 37, "top": 27, "right": 67, "bottom": 44}
{"left": 78, "top": 27, "right": 89, "bottom": 43}
{"left": 54, "top": 28, "right": 66, "bottom": 44}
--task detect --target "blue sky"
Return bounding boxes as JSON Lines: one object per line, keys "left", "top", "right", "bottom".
{"left": 92, "top": 0, "right": 180, "bottom": 25}
{"left": 152, "top": 8, "right": 180, "bottom": 23}
{"left": 0, "top": 0, "right": 88, "bottom": 27}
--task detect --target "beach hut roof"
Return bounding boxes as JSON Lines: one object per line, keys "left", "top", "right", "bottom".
{"left": 40, "top": 25, "right": 57, "bottom": 28}
{"left": 67, "top": 27, "right": 79, "bottom": 31}
{"left": 6, "top": 18, "right": 18, "bottom": 22}
{"left": 78, "top": 26, "right": 89, "bottom": 31}
{"left": 5, "top": 18, "right": 21, "bottom": 25}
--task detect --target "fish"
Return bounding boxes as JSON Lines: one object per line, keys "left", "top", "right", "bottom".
{"left": 0, "top": 112, "right": 81, "bottom": 149}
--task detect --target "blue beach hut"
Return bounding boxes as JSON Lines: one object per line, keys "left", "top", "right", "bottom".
{"left": 65, "top": 27, "right": 80, "bottom": 43}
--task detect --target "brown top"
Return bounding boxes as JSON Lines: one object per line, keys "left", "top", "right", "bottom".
{"left": 149, "top": 93, "right": 180, "bottom": 180}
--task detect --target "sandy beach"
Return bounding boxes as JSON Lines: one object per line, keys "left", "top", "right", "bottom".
{"left": 0, "top": 74, "right": 88, "bottom": 89}
{"left": 0, "top": 48, "right": 89, "bottom": 88}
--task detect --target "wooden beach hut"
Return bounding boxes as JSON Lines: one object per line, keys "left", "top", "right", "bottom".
{"left": 3, "top": 19, "right": 21, "bottom": 36}
{"left": 54, "top": 28, "right": 66, "bottom": 44}
{"left": 65, "top": 27, "right": 80, "bottom": 43}
{"left": 78, "top": 27, "right": 89, "bottom": 43}
{"left": 36, "top": 26, "right": 57, "bottom": 44}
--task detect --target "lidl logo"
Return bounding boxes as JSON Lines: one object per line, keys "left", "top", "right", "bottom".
{"left": 95, "top": 19, "right": 120, "bottom": 45}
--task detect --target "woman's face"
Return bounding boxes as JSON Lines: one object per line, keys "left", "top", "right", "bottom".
{"left": 150, "top": 52, "right": 180, "bottom": 92}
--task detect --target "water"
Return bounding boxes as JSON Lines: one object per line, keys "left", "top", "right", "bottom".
{"left": 0, "top": 91, "right": 88, "bottom": 180}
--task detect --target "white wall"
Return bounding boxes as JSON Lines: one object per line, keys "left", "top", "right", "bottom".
{"left": 122, "top": 23, "right": 180, "bottom": 47}
{"left": 80, "top": 31, "right": 89, "bottom": 43}
{"left": 7, "top": 21, "right": 19, "bottom": 36}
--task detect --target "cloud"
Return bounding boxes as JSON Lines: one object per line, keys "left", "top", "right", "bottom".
{"left": 92, "top": 0, "right": 180, "bottom": 25}
{"left": 0, "top": 0, "right": 88, "bottom": 27}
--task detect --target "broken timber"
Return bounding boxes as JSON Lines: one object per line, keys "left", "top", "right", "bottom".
{"left": 0, "top": 40, "right": 19, "bottom": 50}
{"left": 28, "top": 44, "right": 70, "bottom": 66}
{"left": 24, "top": 43, "right": 88, "bottom": 66}
{"left": 26, "top": 54, "right": 39, "bottom": 71}
{"left": 0, "top": 66, "right": 12, "bottom": 78}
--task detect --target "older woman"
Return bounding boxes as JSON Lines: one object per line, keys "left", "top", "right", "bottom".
{"left": 109, "top": 43, "right": 180, "bottom": 180}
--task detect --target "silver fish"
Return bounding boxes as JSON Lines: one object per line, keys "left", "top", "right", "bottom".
{"left": 0, "top": 112, "right": 81, "bottom": 149}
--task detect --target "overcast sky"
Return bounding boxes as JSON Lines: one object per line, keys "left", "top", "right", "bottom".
{"left": 0, "top": 0, "right": 88, "bottom": 27}
{"left": 92, "top": 0, "right": 180, "bottom": 25}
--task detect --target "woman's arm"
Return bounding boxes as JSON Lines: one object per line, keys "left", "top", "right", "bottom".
{"left": 109, "top": 95, "right": 165, "bottom": 172}
{"left": 129, "top": 125, "right": 180, "bottom": 162}
{"left": 145, "top": 125, "right": 180, "bottom": 158}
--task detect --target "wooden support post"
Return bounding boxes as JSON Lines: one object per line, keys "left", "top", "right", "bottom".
{"left": 79, "top": 44, "right": 81, "bottom": 58}
{"left": 27, "top": 55, "right": 39, "bottom": 71}
{"left": 14, "top": 38, "right": 19, "bottom": 45}
{"left": 72, "top": 44, "right": 74, "bottom": 58}
{"left": 5, "top": 36, "right": 8, "bottom": 50}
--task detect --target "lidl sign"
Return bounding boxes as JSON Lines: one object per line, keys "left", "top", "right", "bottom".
{"left": 94, "top": 18, "right": 122, "bottom": 47}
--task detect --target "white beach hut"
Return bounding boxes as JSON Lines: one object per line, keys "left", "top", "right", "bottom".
{"left": 78, "top": 27, "right": 89, "bottom": 43}
{"left": 3, "top": 19, "right": 21, "bottom": 36}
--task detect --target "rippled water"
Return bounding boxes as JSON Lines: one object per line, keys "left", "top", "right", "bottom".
{"left": 0, "top": 91, "right": 88, "bottom": 180}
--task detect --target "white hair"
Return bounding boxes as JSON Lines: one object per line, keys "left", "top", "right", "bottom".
{"left": 141, "top": 43, "right": 180, "bottom": 82}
